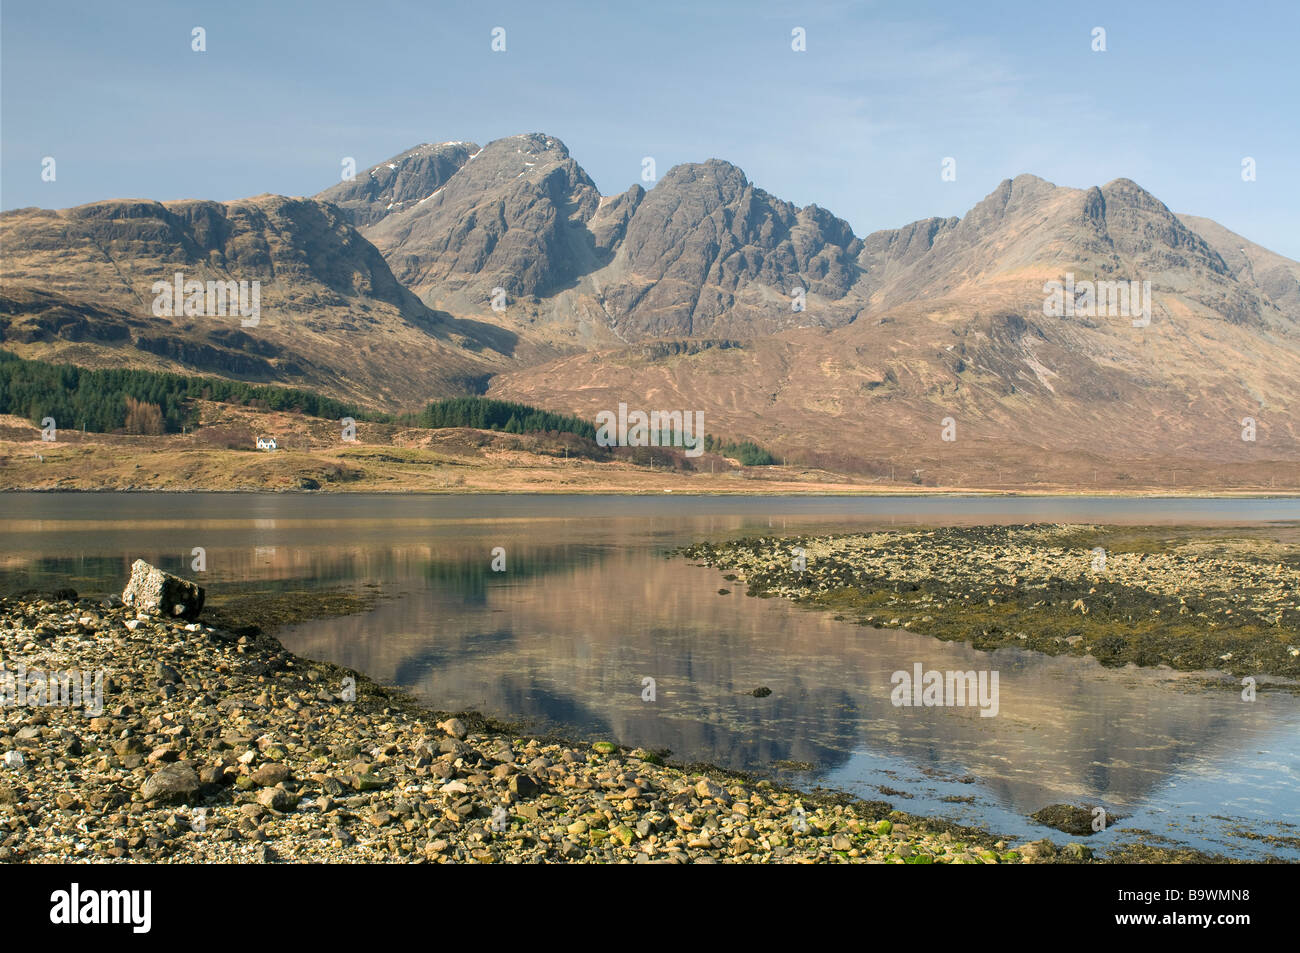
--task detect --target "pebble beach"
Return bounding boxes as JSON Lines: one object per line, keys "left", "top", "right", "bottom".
{"left": 0, "top": 586, "right": 1109, "bottom": 865}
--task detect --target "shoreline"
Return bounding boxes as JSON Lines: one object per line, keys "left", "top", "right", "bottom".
{"left": 5, "top": 486, "right": 1300, "bottom": 499}
{"left": 0, "top": 585, "right": 1265, "bottom": 864}
{"left": 676, "top": 524, "right": 1300, "bottom": 686}
{"left": 4, "top": 421, "right": 1297, "bottom": 497}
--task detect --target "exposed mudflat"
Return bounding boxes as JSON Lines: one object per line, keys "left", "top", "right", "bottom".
{"left": 677, "top": 524, "right": 1300, "bottom": 684}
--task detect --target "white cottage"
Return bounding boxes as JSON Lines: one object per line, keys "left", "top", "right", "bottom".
{"left": 256, "top": 437, "right": 277, "bottom": 451}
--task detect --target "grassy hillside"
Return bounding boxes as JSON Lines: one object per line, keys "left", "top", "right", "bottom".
{"left": 0, "top": 352, "right": 777, "bottom": 465}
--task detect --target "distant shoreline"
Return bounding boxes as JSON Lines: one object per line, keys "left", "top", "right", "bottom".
{"left": 5, "top": 409, "right": 1296, "bottom": 496}
{"left": 4, "top": 487, "right": 1300, "bottom": 498}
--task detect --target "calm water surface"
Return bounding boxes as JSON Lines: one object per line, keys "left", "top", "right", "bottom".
{"left": 2, "top": 492, "right": 1298, "bottom": 858}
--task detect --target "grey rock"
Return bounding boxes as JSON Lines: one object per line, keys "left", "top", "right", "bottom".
{"left": 140, "top": 761, "right": 200, "bottom": 802}
{"left": 121, "top": 560, "right": 205, "bottom": 620}
{"left": 256, "top": 787, "right": 296, "bottom": 812}
{"left": 694, "top": 778, "right": 728, "bottom": 802}
{"left": 250, "top": 763, "right": 291, "bottom": 787}
{"left": 509, "top": 774, "right": 540, "bottom": 798}
{"left": 1016, "top": 838, "right": 1058, "bottom": 861}
{"left": 439, "top": 718, "right": 468, "bottom": 740}
{"left": 155, "top": 662, "right": 182, "bottom": 684}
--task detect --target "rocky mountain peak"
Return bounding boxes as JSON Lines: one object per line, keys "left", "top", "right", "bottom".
{"left": 359, "top": 133, "right": 603, "bottom": 303}
{"left": 656, "top": 158, "right": 749, "bottom": 193}
{"left": 497, "top": 132, "right": 571, "bottom": 158}
{"left": 315, "top": 141, "right": 479, "bottom": 227}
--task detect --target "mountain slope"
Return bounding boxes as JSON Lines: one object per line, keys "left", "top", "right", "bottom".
{"left": 362, "top": 134, "right": 606, "bottom": 307}
{"left": 1178, "top": 213, "right": 1300, "bottom": 318}
{"left": 592, "top": 158, "right": 863, "bottom": 338}
{"left": 488, "top": 292, "right": 1300, "bottom": 488}
{"left": 0, "top": 195, "right": 519, "bottom": 407}
{"left": 852, "top": 176, "right": 1291, "bottom": 332}
{"left": 315, "top": 141, "right": 479, "bottom": 228}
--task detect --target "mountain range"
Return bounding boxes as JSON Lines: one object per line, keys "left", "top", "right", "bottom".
{"left": 2, "top": 132, "right": 1298, "bottom": 485}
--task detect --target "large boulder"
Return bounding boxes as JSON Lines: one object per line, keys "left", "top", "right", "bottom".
{"left": 121, "top": 559, "right": 205, "bottom": 620}
{"left": 140, "top": 761, "right": 200, "bottom": 803}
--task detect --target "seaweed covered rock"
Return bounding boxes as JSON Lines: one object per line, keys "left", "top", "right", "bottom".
{"left": 1030, "top": 803, "right": 1115, "bottom": 836}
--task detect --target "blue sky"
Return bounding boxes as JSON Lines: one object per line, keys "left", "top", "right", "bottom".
{"left": 3, "top": 0, "right": 1297, "bottom": 258}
